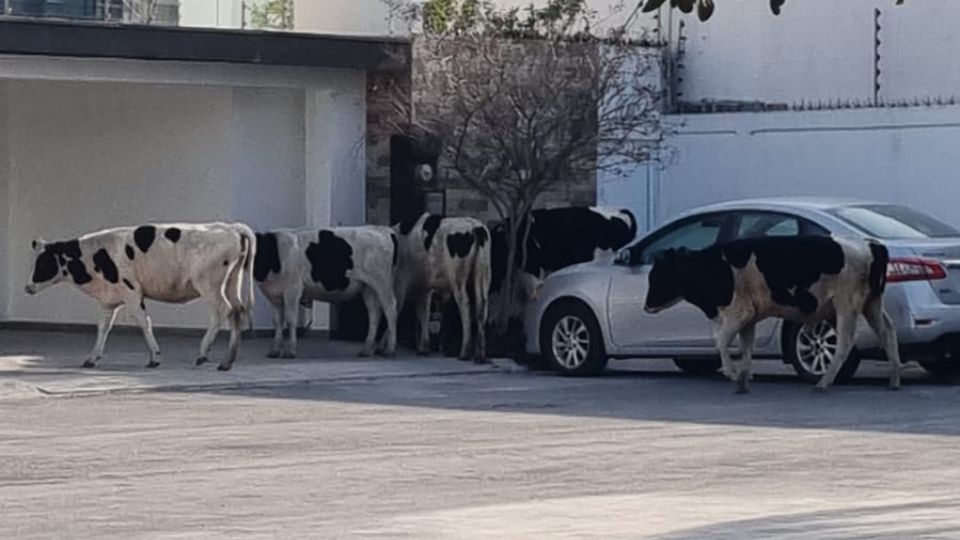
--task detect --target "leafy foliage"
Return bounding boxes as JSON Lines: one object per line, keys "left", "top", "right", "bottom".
{"left": 641, "top": 0, "right": 906, "bottom": 22}
{"left": 249, "top": 0, "right": 294, "bottom": 30}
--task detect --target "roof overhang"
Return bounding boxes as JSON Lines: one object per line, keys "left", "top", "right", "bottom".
{"left": 0, "top": 18, "right": 410, "bottom": 72}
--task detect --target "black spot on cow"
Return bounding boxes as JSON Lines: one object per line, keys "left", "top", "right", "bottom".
{"left": 723, "top": 236, "right": 844, "bottom": 314}
{"left": 67, "top": 260, "right": 93, "bottom": 286}
{"left": 647, "top": 247, "right": 734, "bottom": 319}
{"left": 868, "top": 241, "right": 889, "bottom": 298}
{"left": 446, "top": 232, "right": 475, "bottom": 258}
{"left": 134, "top": 225, "right": 157, "bottom": 253}
{"left": 125, "top": 245, "right": 135, "bottom": 261}
{"left": 473, "top": 227, "right": 489, "bottom": 248}
{"left": 253, "top": 232, "right": 281, "bottom": 282}
{"left": 140, "top": 299, "right": 146, "bottom": 311}
{"left": 423, "top": 214, "right": 443, "bottom": 251}
{"left": 92, "top": 249, "right": 119, "bottom": 284}
{"left": 164, "top": 228, "right": 182, "bottom": 243}
{"left": 31, "top": 240, "right": 91, "bottom": 286}
{"left": 390, "top": 232, "right": 399, "bottom": 267}
{"left": 123, "top": 278, "right": 136, "bottom": 291}
{"left": 646, "top": 237, "right": 847, "bottom": 319}
{"left": 305, "top": 230, "right": 354, "bottom": 291}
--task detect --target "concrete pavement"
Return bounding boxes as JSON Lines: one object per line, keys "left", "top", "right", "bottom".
{"left": 2, "top": 329, "right": 960, "bottom": 538}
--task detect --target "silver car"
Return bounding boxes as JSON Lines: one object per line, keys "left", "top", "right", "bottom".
{"left": 524, "top": 197, "right": 960, "bottom": 382}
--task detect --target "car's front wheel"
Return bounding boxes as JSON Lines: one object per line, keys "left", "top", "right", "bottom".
{"left": 783, "top": 321, "right": 861, "bottom": 384}
{"left": 540, "top": 301, "right": 608, "bottom": 376}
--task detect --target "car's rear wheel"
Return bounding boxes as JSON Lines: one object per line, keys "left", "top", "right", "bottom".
{"left": 784, "top": 320, "right": 861, "bottom": 384}
{"left": 540, "top": 301, "right": 608, "bottom": 376}
{"left": 918, "top": 358, "right": 960, "bottom": 379}
{"left": 673, "top": 357, "right": 722, "bottom": 377}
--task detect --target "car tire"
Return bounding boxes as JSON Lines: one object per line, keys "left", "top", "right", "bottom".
{"left": 783, "top": 321, "right": 861, "bottom": 384}
{"left": 673, "top": 357, "right": 722, "bottom": 377}
{"left": 918, "top": 358, "right": 960, "bottom": 379}
{"left": 540, "top": 300, "right": 608, "bottom": 376}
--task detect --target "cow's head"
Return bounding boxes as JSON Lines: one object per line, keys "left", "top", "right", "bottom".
{"left": 644, "top": 248, "right": 686, "bottom": 314}
{"left": 25, "top": 238, "right": 76, "bottom": 295}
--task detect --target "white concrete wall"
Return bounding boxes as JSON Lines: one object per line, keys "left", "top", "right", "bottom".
{"left": 671, "top": 0, "right": 960, "bottom": 104}
{"left": 2, "top": 80, "right": 311, "bottom": 330}
{"left": 0, "top": 56, "right": 367, "bottom": 331}
{"left": 180, "top": 0, "right": 243, "bottom": 28}
{"left": 640, "top": 105, "right": 960, "bottom": 230}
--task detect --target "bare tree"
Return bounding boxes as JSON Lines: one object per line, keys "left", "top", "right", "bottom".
{"left": 384, "top": 3, "right": 666, "bottom": 334}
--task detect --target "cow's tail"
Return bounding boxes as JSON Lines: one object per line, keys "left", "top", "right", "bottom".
{"left": 867, "top": 240, "right": 889, "bottom": 299}
{"left": 620, "top": 208, "right": 638, "bottom": 239}
{"left": 235, "top": 224, "right": 257, "bottom": 331}
{"left": 472, "top": 225, "right": 492, "bottom": 333}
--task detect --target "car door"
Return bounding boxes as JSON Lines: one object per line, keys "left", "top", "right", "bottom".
{"left": 607, "top": 213, "right": 734, "bottom": 354}
{"left": 728, "top": 211, "right": 831, "bottom": 347}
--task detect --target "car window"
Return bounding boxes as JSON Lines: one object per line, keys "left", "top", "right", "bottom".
{"left": 735, "top": 211, "right": 831, "bottom": 239}
{"left": 829, "top": 204, "right": 959, "bottom": 239}
{"left": 736, "top": 213, "right": 800, "bottom": 238}
{"left": 637, "top": 215, "right": 725, "bottom": 264}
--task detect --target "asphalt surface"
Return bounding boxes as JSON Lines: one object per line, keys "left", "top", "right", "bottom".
{"left": 2, "top": 330, "right": 960, "bottom": 539}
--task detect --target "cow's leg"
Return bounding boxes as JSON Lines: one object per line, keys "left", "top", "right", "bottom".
{"left": 196, "top": 301, "right": 225, "bottom": 367}
{"left": 218, "top": 304, "right": 244, "bottom": 372}
{"left": 864, "top": 297, "right": 902, "bottom": 390}
{"left": 129, "top": 301, "right": 162, "bottom": 369}
{"left": 416, "top": 291, "right": 432, "bottom": 356}
{"left": 735, "top": 322, "right": 757, "bottom": 394}
{"left": 714, "top": 317, "right": 741, "bottom": 383}
{"left": 371, "top": 283, "right": 398, "bottom": 358}
{"left": 472, "top": 268, "right": 490, "bottom": 364}
{"left": 281, "top": 288, "right": 301, "bottom": 359}
{"left": 82, "top": 306, "right": 121, "bottom": 368}
{"left": 267, "top": 298, "right": 284, "bottom": 359}
{"left": 815, "top": 310, "right": 858, "bottom": 392}
{"left": 359, "top": 287, "right": 382, "bottom": 358}
{"left": 298, "top": 301, "right": 313, "bottom": 337}
{"left": 452, "top": 285, "right": 473, "bottom": 361}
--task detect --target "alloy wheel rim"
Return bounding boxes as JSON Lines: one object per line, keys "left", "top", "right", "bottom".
{"left": 551, "top": 315, "right": 590, "bottom": 369}
{"left": 796, "top": 321, "right": 838, "bottom": 376}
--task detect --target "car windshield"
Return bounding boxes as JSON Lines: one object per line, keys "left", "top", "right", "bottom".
{"left": 829, "top": 204, "right": 960, "bottom": 239}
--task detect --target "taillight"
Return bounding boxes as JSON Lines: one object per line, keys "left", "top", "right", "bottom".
{"left": 886, "top": 258, "right": 948, "bottom": 283}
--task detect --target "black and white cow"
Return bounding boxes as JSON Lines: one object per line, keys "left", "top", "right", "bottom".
{"left": 490, "top": 206, "right": 637, "bottom": 296}
{"left": 25, "top": 223, "right": 256, "bottom": 371}
{"left": 644, "top": 235, "right": 901, "bottom": 393}
{"left": 395, "top": 213, "right": 492, "bottom": 362}
{"left": 254, "top": 227, "right": 398, "bottom": 359}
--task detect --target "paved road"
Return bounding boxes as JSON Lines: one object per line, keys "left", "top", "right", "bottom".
{"left": 2, "top": 331, "right": 960, "bottom": 538}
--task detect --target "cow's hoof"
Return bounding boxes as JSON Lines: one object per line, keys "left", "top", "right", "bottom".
{"left": 281, "top": 351, "right": 296, "bottom": 359}
{"left": 813, "top": 385, "right": 828, "bottom": 393}
{"left": 266, "top": 351, "right": 281, "bottom": 359}
{"left": 196, "top": 357, "right": 208, "bottom": 366}
{"left": 888, "top": 384, "right": 901, "bottom": 391}
{"left": 473, "top": 358, "right": 491, "bottom": 365}
{"left": 81, "top": 359, "right": 97, "bottom": 369}
{"left": 146, "top": 361, "right": 161, "bottom": 369}
{"left": 458, "top": 356, "right": 472, "bottom": 362}
{"left": 735, "top": 385, "right": 749, "bottom": 395}
{"left": 358, "top": 351, "right": 371, "bottom": 358}
{"left": 379, "top": 351, "right": 397, "bottom": 359}
{"left": 217, "top": 363, "right": 233, "bottom": 372}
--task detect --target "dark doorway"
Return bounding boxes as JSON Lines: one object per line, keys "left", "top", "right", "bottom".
{"left": 330, "top": 134, "right": 440, "bottom": 344}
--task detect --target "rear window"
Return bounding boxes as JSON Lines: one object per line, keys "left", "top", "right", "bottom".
{"left": 830, "top": 204, "right": 960, "bottom": 239}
